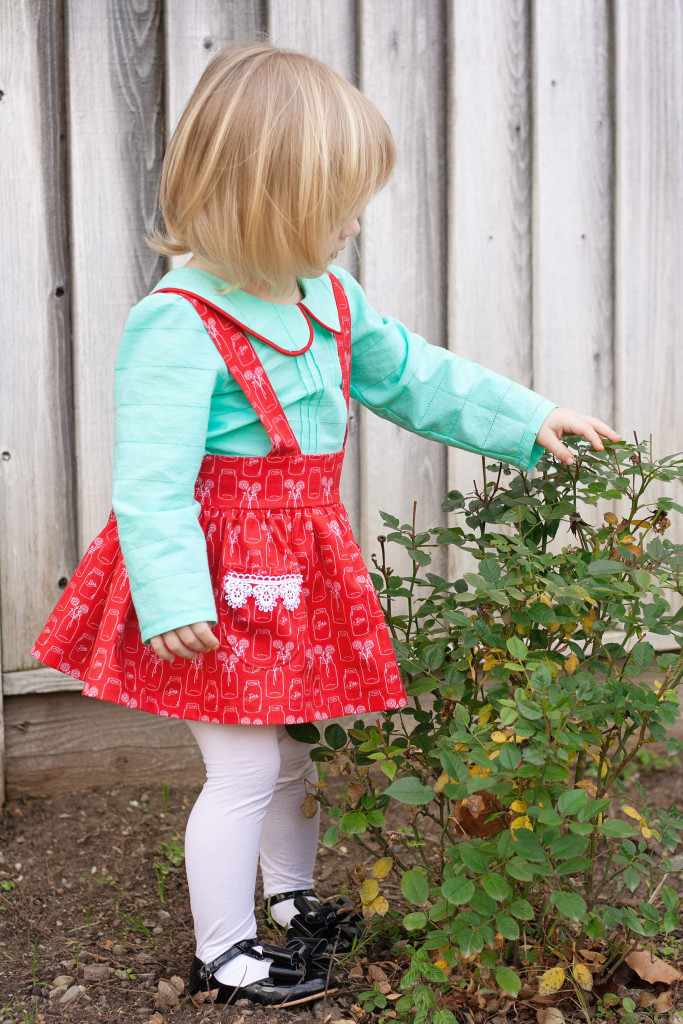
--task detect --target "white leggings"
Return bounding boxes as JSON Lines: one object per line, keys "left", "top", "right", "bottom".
{"left": 185, "top": 720, "right": 320, "bottom": 964}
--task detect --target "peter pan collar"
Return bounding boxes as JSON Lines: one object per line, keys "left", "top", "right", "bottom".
{"left": 153, "top": 266, "right": 341, "bottom": 353}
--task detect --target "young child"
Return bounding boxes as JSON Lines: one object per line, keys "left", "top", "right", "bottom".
{"left": 32, "top": 42, "right": 620, "bottom": 1006}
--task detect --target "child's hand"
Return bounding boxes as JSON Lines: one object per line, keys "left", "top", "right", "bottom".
{"left": 536, "top": 408, "right": 622, "bottom": 466}
{"left": 149, "top": 621, "right": 220, "bottom": 662}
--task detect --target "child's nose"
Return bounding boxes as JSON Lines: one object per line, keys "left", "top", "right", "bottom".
{"left": 342, "top": 219, "right": 360, "bottom": 239}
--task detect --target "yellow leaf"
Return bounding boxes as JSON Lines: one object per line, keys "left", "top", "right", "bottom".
{"left": 434, "top": 772, "right": 450, "bottom": 794}
{"left": 622, "top": 806, "right": 642, "bottom": 820}
{"left": 563, "top": 623, "right": 577, "bottom": 639}
{"left": 371, "top": 895, "right": 389, "bottom": 916}
{"left": 510, "top": 799, "right": 528, "bottom": 813}
{"left": 538, "top": 593, "right": 553, "bottom": 606}
{"left": 641, "top": 826, "right": 653, "bottom": 840}
{"left": 548, "top": 622, "right": 560, "bottom": 633}
{"left": 603, "top": 512, "right": 619, "bottom": 525}
{"left": 564, "top": 653, "right": 579, "bottom": 676}
{"left": 511, "top": 815, "right": 533, "bottom": 832}
{"left": 469, "top": 766, "right": 490, "bottom": 778}
{"left": 478, "top": 704, "right": 493, "bottom": 725}
{"left": 538, "top": 967, "right": 566, "bottom": 995}
{"left": 576, "top": 780, "right": 597, "bottom": 798}
{"left": 491, "top": 731, "right": 512, "bottom": 743}
{"left": 572, "top": 964, "right": 593, "bottom": 991}
{"left": 360, "top": 878, "right": 379, "bottom": 904}
{"left": 581, "top": 608, "right": 597, "bottom": 631}
{"left": 372, "top": 857, "right": 393, "bottom": 879}
{"left": 434, "top": 958, "right": 451, "bottom": 975}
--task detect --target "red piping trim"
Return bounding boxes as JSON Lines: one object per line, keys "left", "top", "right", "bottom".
{"left": 154, "top": 288, "right": 314, "bottom": 356}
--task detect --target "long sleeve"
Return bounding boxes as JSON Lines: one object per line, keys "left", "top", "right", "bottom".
{"left": 334, "top": 267, "right": 556, "bottom": 472}
{"left": 112, "top": 293, "right": 227, "bottom": 642}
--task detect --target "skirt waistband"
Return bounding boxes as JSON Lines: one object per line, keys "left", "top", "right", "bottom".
{"left": 195, "top": 451, "right": 343, "bottom": 509}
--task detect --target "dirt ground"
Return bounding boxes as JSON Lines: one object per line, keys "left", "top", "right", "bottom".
{"left": 1, "top": 755, "right": 683, "bottom": 1024}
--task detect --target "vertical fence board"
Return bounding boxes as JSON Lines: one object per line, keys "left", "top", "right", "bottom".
{"left": 0, "top": 0, "right": 76, "bottom": 673}
{"left": 359, "top": 0, "right": 448, "bottom": 569}
{"left": 267, "top": 0, "right": 361, "bottom": 534}
{"left": 165, "top": 0, "right": 263, "bottom": 132}
{"left": 533, "top": 1, "right": 613, "bottom": 417}
{"left": 614, "top": 0, "right": 683, "bottom": 534}
{"left": 447, "top": 0, "right": 532, "bottom": 571}
{"left": 67, "top": 0, "right": 165, "bottom": 549}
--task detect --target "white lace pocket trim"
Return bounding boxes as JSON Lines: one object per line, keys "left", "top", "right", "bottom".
{"left": 223, "top": 571, "right": 304, "bottom": 613}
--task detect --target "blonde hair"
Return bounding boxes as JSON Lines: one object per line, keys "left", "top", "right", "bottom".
{"left": 149, "top": 42, "right": 395, "bottom": 293}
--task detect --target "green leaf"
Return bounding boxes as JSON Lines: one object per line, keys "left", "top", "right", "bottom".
{"left": 384, "top": 777, "right": 434, "bottom": 805}
{"left": 433, "top": 1011, "right": 459, "bottom": 1024}
{"left": 630, "top": 641, "right": 655, "bottom": 668}
{"left": 481, "top": 873, "right": 511, "bottom": 902}
{"left": 549, "top": 834, "right": 590, "bottom": 858}
{"left": 442, "top": 876, "right": 475, "bottom": 905}
{"left": 497, "top": 744, "right": 523, "bottom": 770}
{"left": 324, "top": 723, "right": 347, "bottom": 749}
{"left": 323, "top": 825, "right": 338, "bottom": 847}
{"left": 506, "top": 636, "right": 528, "bottom": 661}
{"left": 587, "top": 559, "right": 625, "bottom": 575}
{"left": 403, "top": 912, "right": 428, "bottom": 931}
{"left": 662, "top": 885, "right": 678, "bottom": 912}
{"left": 557, "top": 789, "right": 588, "bottom": 815}
{"left": 506, "top": 857, "right": 534, "bottom": 882}
{"left": 495, "top": 914, "right": 520, "bottom": 940}
{"left": 460, "top": 845, "right": 490, "bottom": 874}
{"left": 339, "top": 811, "right": 367, "bottom": 835}
{"left": 550, "top": 891, "right": 587, "bottom": 921}
{"left": 401, "top": 868, "right": 429, "bottom": 906}
{"left": 440, "top": 749, "right": 468, "bottom": 782}
{"left": 623, "top": 867, "right": 640, "bottom": 892}
{"left": 285, "top": 722, "right": 320, "bottom": 744}
{"left": 508, "top": 898, "right": 535, "bottom": 921}
{"left": 600, "top": 819, "right": 639, "bottom": 838}
{"left": 495, "top": 966, "right": 521, "bottom": 997}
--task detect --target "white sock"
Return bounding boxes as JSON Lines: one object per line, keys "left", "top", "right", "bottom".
{"left": 213, "top": 946, "right": 272, "bottom": 988}
{"left": 270, "top": 895, "right": 320, "bottom": 928}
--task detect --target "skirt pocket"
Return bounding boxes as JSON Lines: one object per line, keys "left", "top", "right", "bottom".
{"left": 220, "top": 566, "right": 307, "bottom": 667}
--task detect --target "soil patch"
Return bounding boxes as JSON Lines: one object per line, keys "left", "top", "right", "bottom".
{"left": 1, "top": 752, "right": 682, "bottom": 1023}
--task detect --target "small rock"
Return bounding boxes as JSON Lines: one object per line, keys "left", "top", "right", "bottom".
{"left": 112, "top": 943, "right": 125, "bottom": 955}
{"left": 152, "top": 926, "right": 164, "bottom": 935}
{"left": 169, "top": 975, "right": 185, "bottom": 994}
{"left": 235, "top": 998, "right": 252, "bottom": 1007}
{"left": 49, "top": 985, "right": 68, "bottom": 1000}
{"left": 60, "top": 984, "right": 86, "bottom": 1005}
{"left": 154, "top": 979, "right": 180, "bottom": 1011}
{"left": 52, "top": 974, "right": 74, "bottom": 987}
{"left": 60, "top": 959, "right": 76, "bottom": 970}
{"left": 83, "top": 963, "right": 109, "bottom": 982}
{"left": 157, "top": 909, "right": 170, "bottom": 919}
{"left": 148, "top": 1014, "right": 167, "bottom": 1024}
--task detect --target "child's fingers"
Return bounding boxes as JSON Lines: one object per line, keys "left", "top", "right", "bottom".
{"left": 150, "top": 634, "right": 177, "bottom": 662}
{"left": 189, "top": 621, "right": 220, "bottom": 650}
{"left": 578, "top": 415, "right": 622, "bottom": 442}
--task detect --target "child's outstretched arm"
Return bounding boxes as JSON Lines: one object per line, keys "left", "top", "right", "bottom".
{"left": 535, "top": 408, "right": 621, "bottom": 465}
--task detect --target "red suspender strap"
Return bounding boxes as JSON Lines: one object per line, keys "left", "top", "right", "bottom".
{"left": 155, "top": 288, "right": 300, "bottom": 455}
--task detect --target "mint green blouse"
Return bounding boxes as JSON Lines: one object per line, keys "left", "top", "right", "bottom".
{"left": 112, "top": 265, "right": 556, "bottom": 641}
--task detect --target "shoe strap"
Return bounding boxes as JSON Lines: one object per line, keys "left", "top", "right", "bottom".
{"left": 197, "top": 938, "right": 263, "bottom": 982}
{"left": 268, "top": 888, "right": 316, "bottom": 906}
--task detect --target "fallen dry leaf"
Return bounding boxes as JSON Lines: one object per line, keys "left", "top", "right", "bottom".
{"left": 451, "top": 791, "right": 506, "bottom": 838}
{"left": 579, "top": 949, "right": 606, "bottom": 964}
{"left": 654, "top": 991, "right": 674, "bottom": 1013}
{"left": 367, "top": 964, "right": 389, "bottom": 984}
{"left": 572, "top": 963, "right": 593, "bottom": 991}
{"left": 538, "top": 967, "right": 566, "bottom": 996}
{"left": 625, "top": 949, "right": 683, "bottom": 985}
{"left": 154, "top": 979, "right": 180, "bottom": 1011}
{"left": 537, "top": 1008, "right": 565, "bottom": 1024}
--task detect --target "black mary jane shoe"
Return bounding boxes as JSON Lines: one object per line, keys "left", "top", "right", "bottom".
{"left": 267, "top": 889, "right": 362, "bottom": 954}
{"left": 187, "top": 937, "right": 338, "bottom": 1007}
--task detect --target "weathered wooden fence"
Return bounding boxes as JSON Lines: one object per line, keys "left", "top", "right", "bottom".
{"left": 1, "top": 0, "right": 682, "bottom": 800}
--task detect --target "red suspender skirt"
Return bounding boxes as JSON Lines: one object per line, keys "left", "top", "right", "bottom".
{"left": 32, "top": 274, "right": 408, "bottom": 725}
